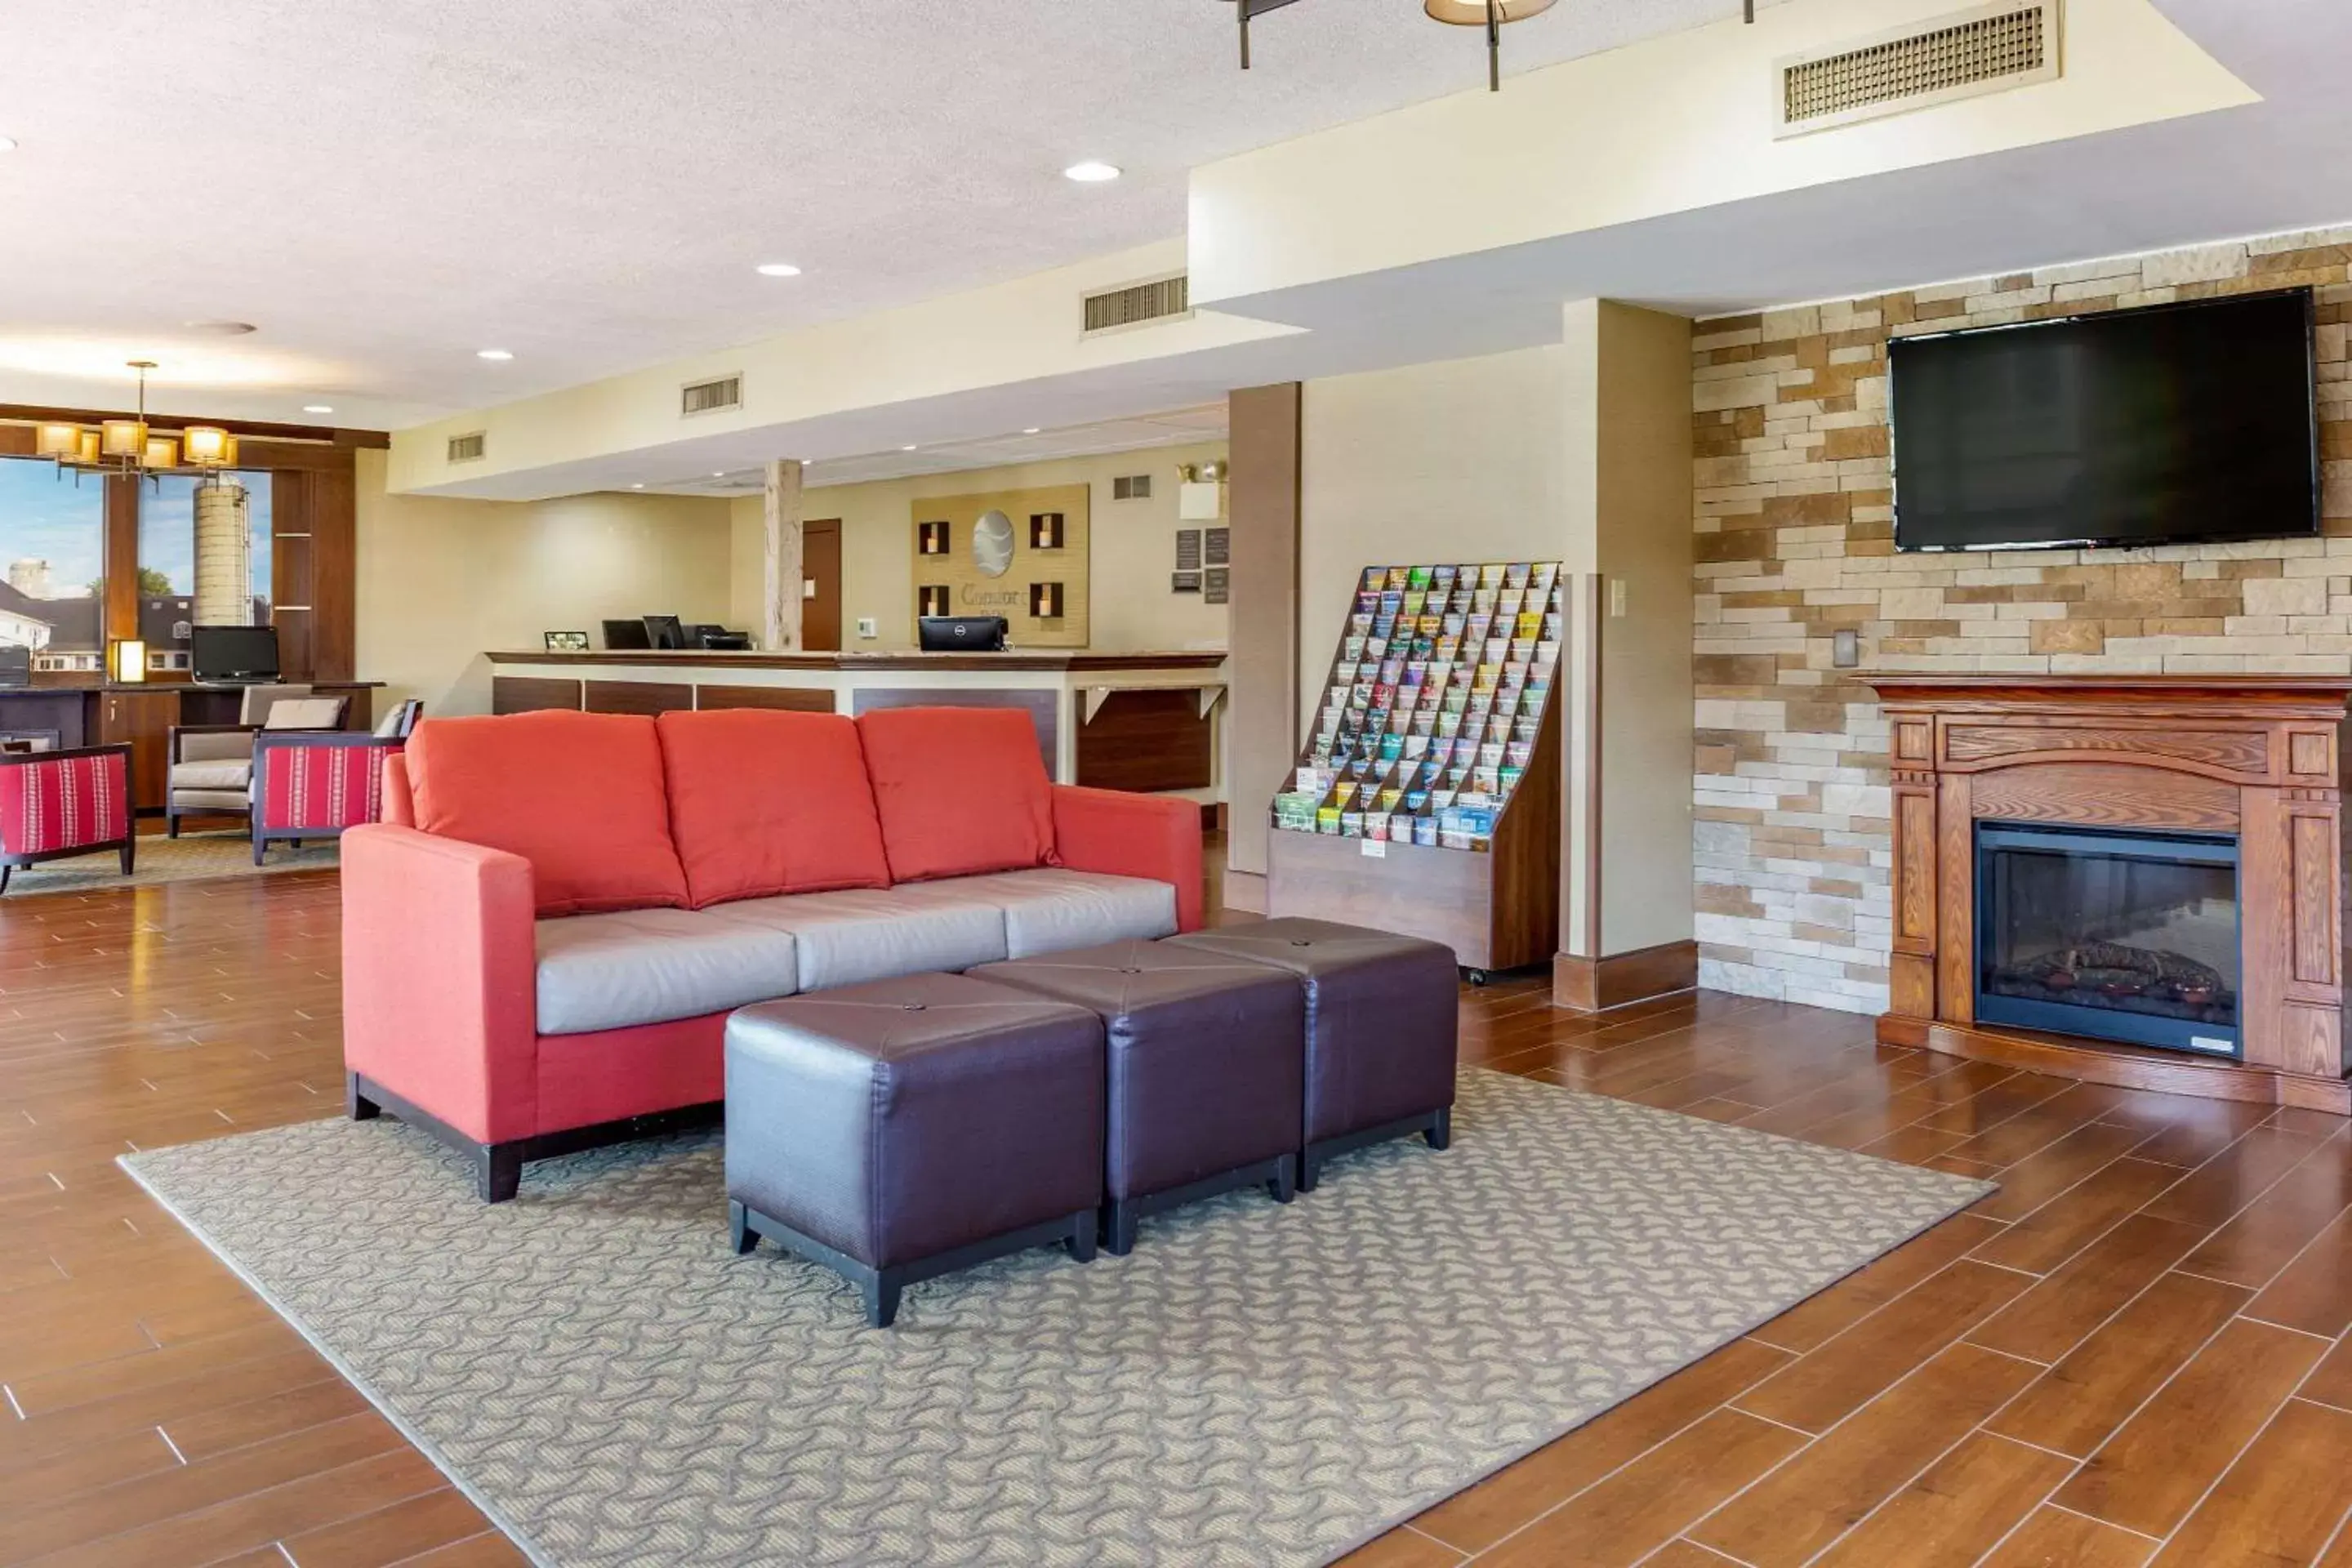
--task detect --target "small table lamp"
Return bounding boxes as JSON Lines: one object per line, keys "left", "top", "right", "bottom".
{"left": 109, "top": 639, "right": 147, "bottom": 683}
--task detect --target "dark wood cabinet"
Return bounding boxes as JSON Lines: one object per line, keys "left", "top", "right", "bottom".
{"left": 97, "top": 690, "right": 180, "bottom": 812}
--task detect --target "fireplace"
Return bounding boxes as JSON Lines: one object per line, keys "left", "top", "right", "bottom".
{"left": 1976, "top": 822, "right": 2240, "bottom": 1058}
{"left": 1869, "top": 675, "right": 2352, "bottom": 1114}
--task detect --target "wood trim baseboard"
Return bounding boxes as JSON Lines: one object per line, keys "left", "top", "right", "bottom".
{"left": 1552, "top": 938, "right": 1698, "bottom": 1014}
{"left": 1881, "top": 1013, "right": 2352, "bottom": 1115}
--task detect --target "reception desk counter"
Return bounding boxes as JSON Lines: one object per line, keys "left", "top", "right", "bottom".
{"left": 482, "top": 649, "right": 1228, "bottom": 799}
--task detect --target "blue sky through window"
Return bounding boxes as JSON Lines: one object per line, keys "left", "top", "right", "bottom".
{"left": 0, "top": 457, "right": 105, "bottom": 598}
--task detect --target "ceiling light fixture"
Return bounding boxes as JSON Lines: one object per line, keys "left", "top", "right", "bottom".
{"left": 0, "top": 137, "right": 16, "bottom": 153}
{"left": 1062, "top": 161, "right": 1121, "bottom": 183}
{"left": 1220, "top": 0, "right": 1714, "bottom": 92}
{"left": 302, "top": 403, "right": 333, "bottom": 414}
{"left": 1022, "top": 427, "right": 1042, "bottom": 434}
{"left": 755, "top": 262, "right": 803, "bottom": 277}
{"left": 901, "top": 444, "right": 919, "bottom": 452}
{"left": 477, "top": 348, "right": 514, "bottom": 361}
{"left": 631, "top": 483, "right": 646, "bottom": 489}
{"left": 37, "top": 361, "right": 240, "bottom": 482}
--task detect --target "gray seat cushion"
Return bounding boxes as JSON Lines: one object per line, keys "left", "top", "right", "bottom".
{"left": 704, "top": 884, "right": 1008, "bottom": 992}
{"left": 947, "top": 869, "right": 1178, "bottom": 959}
{"left": 535, "top": 908, "right": 800, "bottom": 1036}
{"left": 171, "top": 760, "right": 252, "bottom": 791}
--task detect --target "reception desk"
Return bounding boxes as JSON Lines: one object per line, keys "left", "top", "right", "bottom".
{"left": 0, "top": 679, "right": 381, "bottom": 811}
{"left": 482, "top": 649, "right": 1229, "bottom": 800}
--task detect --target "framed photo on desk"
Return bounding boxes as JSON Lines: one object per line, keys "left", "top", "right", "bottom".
{"left": 544, "top": 630, "right": 590, "bottom": 653}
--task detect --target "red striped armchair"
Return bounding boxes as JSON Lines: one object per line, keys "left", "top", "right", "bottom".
{"left": 0, "top": 744, "right": 135, "bottom": 893}
{"left": 251, "top": 701, "right": 423, "bottom": 864}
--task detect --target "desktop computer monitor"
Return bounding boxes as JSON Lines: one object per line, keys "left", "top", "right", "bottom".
{"left": 191, "top": 625, "right": 281, "bottom": 683}
{"left": 918, "top": 616, "right": 1009, "bottom": 653}
{"left": 602, "top": 619, "right": 653, "bottom": 650}
{"left": 642, "top": 614, "right": 686, "bottom": 651}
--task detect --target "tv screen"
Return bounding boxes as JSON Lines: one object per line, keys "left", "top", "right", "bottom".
{"left": 190, "top": 625, "right": 280, "bottom": 682}
{"left": 1890, "top": 289, "right": 2318, "bottom": 553}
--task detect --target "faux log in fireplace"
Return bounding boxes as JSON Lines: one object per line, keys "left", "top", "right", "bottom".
{"left": 1869, "top": 675, "right": 2352, "bottom": 1115}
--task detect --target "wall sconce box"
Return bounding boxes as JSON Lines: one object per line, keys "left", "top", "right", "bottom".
{"left": 1030, "top": 581, "right": 1065, "bottom": 618}
{"left": 1029, "top": 513, "right": 1066, "bottom": 550}
{"left": 917, "top": 521, "right": 950, "bottom": 556}
{"left": 109, "top": 639, "right": 147, "bottom": 684}
{"left": 918, "top": 586, "right": 951, "bottom": 618}
{"left": 1178, "top": 481, "right": 1225, "bottom": 521}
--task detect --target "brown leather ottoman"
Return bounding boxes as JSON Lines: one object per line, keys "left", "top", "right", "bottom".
{"left": 1167, "top": 918, "right": 1459, "bottom": 1191}
{"left": 973, "top": 938, "right": 1303, "bottom": 1254}
{"left": 724, "top": 971, "right": 1105, "bottom": 1328}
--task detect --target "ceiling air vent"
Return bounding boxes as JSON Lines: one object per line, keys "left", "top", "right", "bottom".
{"left": 1083, "top": 274, "right": 1191, "bottom": 336}
{"left": 446, "top": 431, "right": 487, "bottom": 464}
{"left": 1775, "top": 2, "right": 2059, "bottom": 139}
{"left": 1112, "top": 474, "right": 1153, "bottom": 501}
{"left": 681, "top": 373, "right": 743, "bottom": 417}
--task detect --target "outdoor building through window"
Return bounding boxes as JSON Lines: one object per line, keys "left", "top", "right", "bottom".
{"left": 136, "top": 470, "right": 274, "bottom": 674}
{"left": 0, "top": 457, "right": 105, "bottom": 673}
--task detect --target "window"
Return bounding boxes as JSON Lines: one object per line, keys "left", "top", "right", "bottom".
{"left": 137, "top": 470, "right": 273, "bottom": 672}
{"left": 0, "top": 457, "right": 105, "bottom": 672}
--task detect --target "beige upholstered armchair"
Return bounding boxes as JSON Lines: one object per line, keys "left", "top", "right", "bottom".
{"left": 165, "top": 684, "right": 350, "bottom": 836}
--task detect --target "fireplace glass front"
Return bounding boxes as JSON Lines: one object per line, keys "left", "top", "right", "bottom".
{"left": 1976, "top": 822, "right": 2241, "bottom": 1058}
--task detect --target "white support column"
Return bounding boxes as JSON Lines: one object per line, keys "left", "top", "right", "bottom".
{"left": 764, "top": 459, "right": 804, "bottom": 651}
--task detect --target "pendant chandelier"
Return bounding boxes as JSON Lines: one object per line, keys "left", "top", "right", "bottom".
{"left": 33, "top": 360, "right": 239, "bottom": 481}
{"left": 1223, "top": 0, "right": 1755, "bottom": 92}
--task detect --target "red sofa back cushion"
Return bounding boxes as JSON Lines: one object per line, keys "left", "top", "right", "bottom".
{"left": 857, "top": 706, "right": 1057, "bottom": 882}
{"left": 654, "top": 710, "right": 892, "bottom": 907}
{"left": 408, "top": 712, "right": 688, "bottom": 917}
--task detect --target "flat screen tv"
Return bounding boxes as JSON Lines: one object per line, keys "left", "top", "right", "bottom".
{"left": 1890, "top": 289, "right": 2319, "bottom": 553}
{"left": 190, "top": 625, "right": 280, "bottom": 683}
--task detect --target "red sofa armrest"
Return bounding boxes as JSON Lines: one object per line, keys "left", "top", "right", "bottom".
{"left": 381, "top": 751, "right": 416, "bottom": 827}
{"left": 1050, "top": 784, "right": 1205, "bottom": 932}
{"left": 341, "top": 823, "right": 539, "bottom": 1143}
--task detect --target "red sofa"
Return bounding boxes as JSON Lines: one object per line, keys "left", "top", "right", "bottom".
{"left": 341, "top": 706, "right": 1203, "bottom": 1200}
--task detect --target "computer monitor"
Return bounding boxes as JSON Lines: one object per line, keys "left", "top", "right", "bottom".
{"left": 642, "top": 614, "right": 686, "bottom": 651}
{"left": 918, "top": 615, "right": 1009, "bottom": 653}
{"left": 191, "top": 625, "right": 280, "bottom": 683}
{"left": 601, "top": 618, "right": 653, "bottom": 650}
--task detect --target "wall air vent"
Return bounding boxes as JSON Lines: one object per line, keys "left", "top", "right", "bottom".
{"left": 1112, "top": 474, "right": 1153, "bottom": 501}
{"left": 446, "top": 431, "right": 487, "bottom": 464}
{"left": 680, "top": 373, "right": 743, "bottom": 417}
{"left": 1775, "top": 2, "right": 2058, "bottom": 138}
{"left": 1083, "top": 274, "right": 1191, "bottom": 336}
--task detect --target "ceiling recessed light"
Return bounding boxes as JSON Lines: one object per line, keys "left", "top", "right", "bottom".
{"left": 1022, "top": 427, "right": 1042, "bottom": 434}
{"left": 476, "top": 348, "right": 513, "bottom": 361}
{"left": 0, "top": 137, "right": 17, "bottom": 153}
{"left": 630, "top": 483, "right": 645, "bottom": 489}
{"left": 302, "top": 404, "right": 333, "bottom": 415}
{"left": 711, "top": 470, "right": 727, "bottom": 478}
{"left": 1062, "top": 161, "right": 1121, "bottom": 183}
{"left": 755, "top": 262, "right": 802, "bottom": 278}
{"left": 901, "top": 444, "right": 918, "bottom": 452}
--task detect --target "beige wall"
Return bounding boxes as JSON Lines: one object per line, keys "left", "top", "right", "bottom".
{"left": 357, "top": 449, "right": 735, "bottom": 715}
{"left": 1584, "top": 301, "right": 1697, "bottom": 956}
{"left": 1297, "top": 345, "right": 1575, "bottom": 733}
{"left": 730, "top": 441, "right": 1232, "bottom": 653}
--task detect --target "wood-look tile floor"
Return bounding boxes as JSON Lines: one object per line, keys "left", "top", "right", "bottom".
{"left": 4, "top": 870, "right": 2352, "bottom": 1566}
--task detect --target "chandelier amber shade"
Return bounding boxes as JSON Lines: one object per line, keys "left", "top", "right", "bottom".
{"left": 1422, "top": 0, "right": 1556, "bottom": 21}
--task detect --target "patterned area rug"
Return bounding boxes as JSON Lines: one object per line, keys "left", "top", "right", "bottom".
{"left": 2, "top": 830, "right": 335, "bottom": 896}
{"left": 122, "top": 1069, "right": 1989, "bottom": 1568}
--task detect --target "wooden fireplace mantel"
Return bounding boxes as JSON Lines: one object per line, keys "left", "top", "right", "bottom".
{"left": 1869, "top": 673, "right": 2352, "bottom": 1115}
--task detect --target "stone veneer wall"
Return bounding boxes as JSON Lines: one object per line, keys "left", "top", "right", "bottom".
{"left": 1692, "top": 228, "right": 2352, "bottom": 1014}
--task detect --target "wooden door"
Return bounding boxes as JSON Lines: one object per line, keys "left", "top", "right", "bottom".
{"left": 98, "top": 690, "right": 180, "bottom": 812}
{"left": 802, "top": 519, "right": 842, "bottom": 652}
